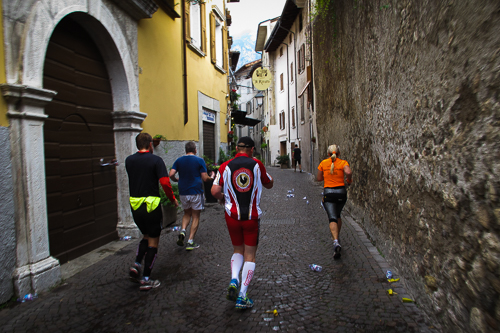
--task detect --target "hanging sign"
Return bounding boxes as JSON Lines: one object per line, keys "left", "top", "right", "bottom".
{"left": 252, "top": 67, "right": 272, "bottom": 91}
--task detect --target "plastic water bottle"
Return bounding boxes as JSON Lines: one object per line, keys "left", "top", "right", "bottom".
{"left": 120, "top": 236, "right": 132, "bottom": 241}
{"left": 18, "top": 293, "right": 37, "bottom": 302}
{"left": 309, "top": 264, "right": 322, "bottom": 272}
{"left": 168, "top": 226, "right": 181, "bottom": 232}
{"left": 386, "top": 270, "right": 393, "bottom": 279}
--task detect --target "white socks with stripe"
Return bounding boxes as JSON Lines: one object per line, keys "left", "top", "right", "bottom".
{"left": 239, "top": 261, "right": 256, "bottom": 297}
{"left": 230, "top": 253, "right": 244, "bottom": 283}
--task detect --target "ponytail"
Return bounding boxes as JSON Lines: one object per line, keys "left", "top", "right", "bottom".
{"left": 327, "top": 145, "right": 339, "bottom": 175}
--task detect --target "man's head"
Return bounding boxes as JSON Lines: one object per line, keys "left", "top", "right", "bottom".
{"left": 185, "top": 141, "right": 197, "bottom": 154}
{"left": 236, "top": 136, "right": 255, "bottom": 156}
{"left": 295, "top": 144, "right": 298, "bottom": 148}
{"left": 136, "top": 133, "right": 152, "bottom": 150}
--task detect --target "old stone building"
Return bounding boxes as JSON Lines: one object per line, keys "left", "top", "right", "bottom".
{"left": 312, "top": 0, "right": 500, "bottom": 331}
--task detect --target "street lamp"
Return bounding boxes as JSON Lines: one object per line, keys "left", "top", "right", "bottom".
{"left": 255, "top": 92, "right": 264, "bottom": 107}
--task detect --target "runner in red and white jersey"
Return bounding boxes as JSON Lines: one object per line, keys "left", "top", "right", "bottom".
{"left": 212, "top": 137, "right": 273, "bottom": 310}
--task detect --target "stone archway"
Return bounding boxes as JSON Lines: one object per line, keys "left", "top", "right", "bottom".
{"left": 1, "top": 0, "right": 147, "bottom": 296}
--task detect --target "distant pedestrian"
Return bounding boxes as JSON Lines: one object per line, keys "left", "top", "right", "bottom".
{"left": 316, "top": 144, "right": 352, "bottom": 259}
{"left": 169, "top": 141, "right": 212, "bottom": 250}
{"left": 293, "top": 144, "right": 302, "bottom": 172}
{"left": 211, "top": 137, "right": 274, "bottom": 310}
{"left": 125, "top": 133, "right": 179, "bottom": 290}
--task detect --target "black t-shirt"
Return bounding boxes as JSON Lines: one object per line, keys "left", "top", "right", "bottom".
{"left": 293, "top": 148, "right": 301, "bottom": 160}
{"left": 125, "top": 152, "right": 169, "bottom": 197}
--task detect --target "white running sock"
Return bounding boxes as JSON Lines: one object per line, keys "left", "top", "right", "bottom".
{"left": 239, "top": 261, "right": 256, "bottom": 297}
{"left": 230, "top": 253, "right": 244, "bottom": 282}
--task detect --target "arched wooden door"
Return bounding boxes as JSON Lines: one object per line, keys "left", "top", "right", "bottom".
{"left": 43, "top": 16, "right": 118, "bottom": 264}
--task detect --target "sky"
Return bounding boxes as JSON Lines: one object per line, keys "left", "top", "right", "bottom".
{"left": 226, "top": 0, "right": 287, "bottom": 39}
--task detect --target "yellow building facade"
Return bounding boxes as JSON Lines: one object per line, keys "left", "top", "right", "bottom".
{"left": 138, "top": 0, "right": 230, "bottom": 165}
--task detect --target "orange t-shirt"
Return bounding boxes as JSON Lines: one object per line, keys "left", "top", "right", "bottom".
{"left": 318, "top": 158, "right": 349, "bottom": 188}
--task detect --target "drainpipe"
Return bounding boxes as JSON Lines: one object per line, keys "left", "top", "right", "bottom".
{"left": 282, "top": 41, "right": 290, "bottom": 146}
{"left": 277, "top": 24, "right": 298, "bottom": 143}
{"left": 181, "top": 0, "right": 188, "bottom": 125}
{"left": 308, "top": 0, "right": 315, "bottom": 173}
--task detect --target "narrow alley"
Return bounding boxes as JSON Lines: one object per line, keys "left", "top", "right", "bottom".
{"left": 0, "top": 168, "right": 438, "bottom": 333}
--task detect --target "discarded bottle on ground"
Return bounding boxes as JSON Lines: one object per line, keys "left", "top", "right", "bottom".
{"left": 167, "top": 226, "right": 181, "bottom": 232}
{"left": 18, "top": 293, "right": 38, "bottom": 302}
{"left": 120, "top": 236, "right": 132, "bottom": 241}
{"left": 386, "top": 270, "right": 393, "bottom": 279}
{"left": 309, "top": 264, "right": 322, "bottom": 272}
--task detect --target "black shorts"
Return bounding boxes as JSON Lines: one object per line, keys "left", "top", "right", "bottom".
{"left": 323, "top": 187, "right": 347, "bottom": 222}
{"left": 294, "top": 158, "right": 301, "bottom": 165}
{"left": 131, "top": 203, "right": 163, "bottom": 238}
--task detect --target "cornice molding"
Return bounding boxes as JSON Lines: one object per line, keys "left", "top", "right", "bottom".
{"left": 110, "top": 0, "right": 159, "bottom": 20}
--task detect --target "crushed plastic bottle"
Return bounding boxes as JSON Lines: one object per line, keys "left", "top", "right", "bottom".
{"left": 166, "top": 226, "right": 181, "bottom": 232}
{"left": 286, "top": 194, "right": 295, "bottom": 198}
{"left": 309, "top": 264, "right": 322, "bottom": 272}
{"left": 303, "top": 196, "right": 307, "bottom": 200}
{"left": 386, "top": 270, "right": 393, "bottom": 279}
{"left": 17, "top": 293, "right": 38, "bottom": 302}
{"left": 287, "top": 190, "right": 292, "bottom": 194}
{"left": 120, "top": 236, "right": 132, "bottom": 241}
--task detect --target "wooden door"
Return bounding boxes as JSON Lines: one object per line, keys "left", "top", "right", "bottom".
{"left": 203, "top": 121, "right": 216, "bottom": 162}
{"left": 43, "top": 16, "right": 118, "bottom": 264}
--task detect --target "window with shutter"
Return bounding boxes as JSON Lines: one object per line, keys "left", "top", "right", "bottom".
{"left": 300, "top": 96, "right": 305, "bottom": 121}
{"left": 222, "top": 26, "right": 228, "bottom": 71}
{"left": 292, "top": 107, "right": 295, "bottom": 128}
{"left": 210, "top": 12, "right": 216, "bottom": 64}
{"left": 280, "top": 73, "right": 283, "bottom": 91}
{"left": 185, "top": 1, "right": 206, "bottom": 56}
{"left": 290, "top": 63, "right": 294, "bottom": 83}
{"left": 200, "top": 2, "right": 206, "bottom": 52}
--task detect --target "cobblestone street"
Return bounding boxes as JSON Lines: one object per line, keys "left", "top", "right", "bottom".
{"left": 0, "top": 168, "right": 439, "bottom": 332}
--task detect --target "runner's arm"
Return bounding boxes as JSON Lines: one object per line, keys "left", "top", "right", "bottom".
{"left": 201, "top": 172, "right": 212, "bottom": 181}
{"left": 344, "top": 165, "right": 352, "bottom": 184}
{"left": 160, "top": 176, "right": 179, "bottom": 207}
{"left": 263, "top": 174, "right": 274, "bottom": 189}
{"left": 169, "top": 168, "right": 178, "bottom": 182}
{"left": 211, "top": 184, "right": 224, "bottom": 200}
{"left": 316, "top": 169, "right": 324, "bottom": 182}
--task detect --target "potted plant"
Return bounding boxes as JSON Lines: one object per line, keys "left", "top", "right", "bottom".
{"left": 153, "top": 134, "right": 166, "bottom": 147}
{"left": 311, "top": 136, "right": 316, "bottom": 143}
{"left": 276, "top": 154, "right": 290, "bottom": 169}
{"left": 260, "top": 142, "right": 268, "bottom": 149}
{"left": 202, "top": 155, "right": 219, "bottom": 203}
{"left": 227, "top": 130, "right": 234, "bottom": 142}
{"left": 160, "top": 183, "right": 180, "bottom": 228}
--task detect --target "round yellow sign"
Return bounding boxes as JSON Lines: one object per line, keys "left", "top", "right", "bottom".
{"left": 252, "top": 67, "right": 272, "bottom": 91}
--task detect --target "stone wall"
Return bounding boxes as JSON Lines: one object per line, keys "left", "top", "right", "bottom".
{"left": 312, "top": 0, "right": 500, "bottom": 332}
{"left": 0, "top": 127, "right": 15, "bottom": 304}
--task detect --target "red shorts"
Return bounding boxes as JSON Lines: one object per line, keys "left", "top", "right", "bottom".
{"left": 225, "top": 212, "right": 260, "bottom": 246}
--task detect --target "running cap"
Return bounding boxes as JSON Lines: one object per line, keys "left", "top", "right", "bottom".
{"left": 237, "top": 136, "right": 255, "bottom": 148}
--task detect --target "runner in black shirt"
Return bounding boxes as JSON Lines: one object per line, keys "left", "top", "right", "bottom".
{"left": 125, "top": 133, "right": 178, "bottom": 290}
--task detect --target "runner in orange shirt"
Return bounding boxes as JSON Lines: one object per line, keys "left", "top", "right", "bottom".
{"left": 317, "top": 144, "right": 353, "bottom": 259}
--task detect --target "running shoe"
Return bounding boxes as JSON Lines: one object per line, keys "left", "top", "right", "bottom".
{"left": 333, "top": 242, "right": 342, "bottom": 259}
{"left": 177, "top": 231, "right": 186, "bottom": 246}
{"left": 186, "top": 242, "right": 200, "bottom": 250}
{"left": 226, "top": 279, "right": 239, "bottom": 301}
{"left": 129, "top": 263, "right": 141, "bottom": 283}
{"left": 235, "top": 295, "right": 254, "bottom": 310}
{"left": 140, "top": 279, "right": 161, "bottom": 291}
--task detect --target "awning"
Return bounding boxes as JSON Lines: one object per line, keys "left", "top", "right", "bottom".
{"left": 298, "top": 81, "right": 310, "bottom": 97}
{"left": 231, "top": 110, "right": 261, "bottom": 127}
